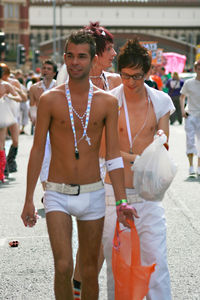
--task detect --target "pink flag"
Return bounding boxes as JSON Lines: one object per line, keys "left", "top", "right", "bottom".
{"left": 163, "top": 52, "right": 186, "bottom": 74}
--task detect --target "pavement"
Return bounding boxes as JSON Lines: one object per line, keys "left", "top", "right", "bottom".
{"left": 1, "top": 122, "right": 200, "bottom": 300}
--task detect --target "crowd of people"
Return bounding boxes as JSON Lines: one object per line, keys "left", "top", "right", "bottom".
{"left": 1, "top": 21, "right": 200, "bottom": 300}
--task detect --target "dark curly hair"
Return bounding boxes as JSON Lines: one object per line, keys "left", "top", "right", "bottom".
{"left": 118, "top": 37, "right": 152, "bottom": 75}
{"left": 84, "top": 22, "right": 113, "bottom": 56}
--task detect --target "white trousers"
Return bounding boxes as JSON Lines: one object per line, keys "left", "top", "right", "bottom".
{"left": 185, "top": 114, "right": 200, "bottom": 156}
{"left": 102, "top": 185, "right": 172, "bottom": 300}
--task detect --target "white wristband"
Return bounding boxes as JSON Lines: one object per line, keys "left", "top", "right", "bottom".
{"left": 105, "top": 157, "right": 124, "bottom": 172}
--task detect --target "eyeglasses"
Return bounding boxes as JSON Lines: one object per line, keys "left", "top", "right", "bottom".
{"left": 120, "top": 72, "right": 144, "bottom": 81}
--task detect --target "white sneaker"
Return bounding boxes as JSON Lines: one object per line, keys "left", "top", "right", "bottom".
{"left": 189, "top": 166, "right": 195, "bottom": 176}
{"left": 197, "top": 167, "right": 200, "bottom": 176}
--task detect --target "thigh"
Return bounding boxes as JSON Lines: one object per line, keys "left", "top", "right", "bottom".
{"left": 0, "top": 128, "right": 6, "bottom": 149}
{"left": 77, "top": 217, "right": 104, "bottom": 266}
{"left": 9, "top": 123, "right": 19, "bottom": 143}
{"left": 46, "top": 211, "right": 73, "bottom": 262}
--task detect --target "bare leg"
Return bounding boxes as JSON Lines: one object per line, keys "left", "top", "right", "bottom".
{"left": 8, "top": 123, "right": 19, "bottom": 147}
{"left": 46, "top": 211, "right": 74, "bottom": 300}
{"left": 77, "top": 217, "right": 104, "bottom": 300}
{"left": 198, "top": 157, "right": 200, "bottom": 167}
{"left": 187, "top": 153, "right": 193, "bottom": 167}
{"left": 0, "top": 128, "right": 7, "bottom": 150}
{"left": 73, "top": 243, "right": 105, "bottom": 282}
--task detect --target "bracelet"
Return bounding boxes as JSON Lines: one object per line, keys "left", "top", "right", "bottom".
{"left": 116, "top": 199, "right": 128, "bottom": 206}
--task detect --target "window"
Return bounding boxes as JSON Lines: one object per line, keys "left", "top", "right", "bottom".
{"left": 4, "top": 3, "right": 19, "bottom": 19}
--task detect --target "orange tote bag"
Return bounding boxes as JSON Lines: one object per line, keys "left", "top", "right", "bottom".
{"left": 112, "top": 220, "right": 156, "bottom": 300}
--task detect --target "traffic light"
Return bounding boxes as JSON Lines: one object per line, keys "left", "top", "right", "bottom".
{"left": 17, "top": 44, "right": 26, "bottom": 65}
{"left": 34, "top": 50, "right": 40, "bottom": 64}
{"left": 0, "top": 32, "right": 6, "bottom": 53}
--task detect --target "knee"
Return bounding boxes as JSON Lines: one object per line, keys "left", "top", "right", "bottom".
{"left": 80, "top": 263, "right": 98, "bottom": 283}
{"left": 55, "top": 259, "right": 73, "bottom": 280}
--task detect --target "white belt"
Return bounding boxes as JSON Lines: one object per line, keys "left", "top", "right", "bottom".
{"left": 106, "top": 194, "right": 143, "bottom": 206}
{"left": 46, "top": 180, "right": 104, "bottom": 195}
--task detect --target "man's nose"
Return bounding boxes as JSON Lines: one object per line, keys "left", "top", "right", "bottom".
{"left": 72, "top": 57, "right": 78, "bottom": 64}
{"left": 112, "top": 48, "right": 117, "bottom": 57}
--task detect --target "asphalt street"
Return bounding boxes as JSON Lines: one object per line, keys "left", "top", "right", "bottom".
{"left": 0, "top": 122, "right": 200, "bottom": 300}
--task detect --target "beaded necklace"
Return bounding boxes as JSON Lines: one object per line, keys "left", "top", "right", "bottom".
{"left": 65, "top": 80, "right": 93, "bottom": 159}
{"left": 90, "top": 71, "right": 109, "bottom": 91}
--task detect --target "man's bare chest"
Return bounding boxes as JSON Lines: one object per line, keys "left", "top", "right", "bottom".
{"left": 118, "top": 104, "right": 157, "bottom": 146}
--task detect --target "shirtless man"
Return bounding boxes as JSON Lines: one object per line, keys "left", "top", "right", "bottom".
{"left": 0, "top": 63, "right": 26, "bottom": 174}
{"left": 29, "top": 59, "right": 57, "bottom": 125}
{"left": 102, "top": 38, "right": 175, "bottom": 300}
{"left": 21, "top": 30, "right": 137, "bottom": 300}
{"left": 0, "top": 66, "right": 21, "bottom": 181}
{"left": 70, "top": 23, "right": 122, "bottom": 297}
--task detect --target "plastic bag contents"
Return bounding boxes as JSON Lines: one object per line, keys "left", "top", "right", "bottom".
{"left": 112, "top": 220, "right": 156, "bottom": 300}
{"left": 132, "top": 134, "right": 177, "bottom": 201}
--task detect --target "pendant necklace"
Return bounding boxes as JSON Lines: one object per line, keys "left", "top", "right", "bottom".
{"left": 65, "top": 80, "right": 93, "bottom": 160}
{"left": 123, "top": 92, "right": 150, "bottom": 154}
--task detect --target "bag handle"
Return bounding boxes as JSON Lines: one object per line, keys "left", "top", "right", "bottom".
{"left": 113, "top": 219, "right": 142, "bottom": 266}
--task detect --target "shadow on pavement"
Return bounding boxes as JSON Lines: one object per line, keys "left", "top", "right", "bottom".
{"left": 184, "top": 176, "right": 200, "bottom": 182}
{"left": 37, "top": 208, "right": 46, "bottom": 218}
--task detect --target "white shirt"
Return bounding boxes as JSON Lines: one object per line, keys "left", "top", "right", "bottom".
{"left": 110, "top": 83, "right": 175, "bottom": 122}
{"left": 180, "top": 78, "right": 200, "bottom": 117}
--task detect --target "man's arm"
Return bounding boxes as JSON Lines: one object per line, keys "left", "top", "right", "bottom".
{"left": 6, "top": 82, "right": 21, "bottom": 102}
{"left": 104, "top": 95, "right": 138, "bottom": 227}
{"left": 29, "top": 85, "right": 38, "bottom": 124}
{"left": 180, "top": 94, "right": 188, "bottom": 118}
{"left": 12, "top": 79, "right": 27, "bottom": 102}
{"left": 29, "top": 84, "right": 38, "bottom": 107}
{"left": 21, "top": 93, "right": 51, "bottom": 227}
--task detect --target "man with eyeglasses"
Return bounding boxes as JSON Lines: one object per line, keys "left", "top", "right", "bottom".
{"left": 102, "top": 38, "right": 175, "bottom": 300}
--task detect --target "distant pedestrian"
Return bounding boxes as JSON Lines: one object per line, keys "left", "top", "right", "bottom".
{"left": 180, "top": 60, "right": 200, "bottom": 176}
{"left": 167, "top": 72, "right": 184, "bottom": 125}
{"left": 29, "top": 59, "right": 57, "bottom": 125}
{"left": 0, "top": 66, "right": 21, "bottom": 182}
{"left": 0, "top": 63, "right": 27, "bottom": 173}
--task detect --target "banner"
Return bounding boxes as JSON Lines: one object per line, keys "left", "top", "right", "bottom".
{"left": 141, "top": 41, "right": 157, "bottom": 64}
{"left": 162, "top": 52, "right": 186, "bottom": 74}
{"left": 196, "top": 45, "right": 200, "bottom": 61}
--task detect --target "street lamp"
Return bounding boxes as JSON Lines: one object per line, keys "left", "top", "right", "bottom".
{"left": 53, "top": 0, "right": 57, "bottom": 61}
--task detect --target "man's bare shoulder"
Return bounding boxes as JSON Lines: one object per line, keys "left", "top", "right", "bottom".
{"left": 93, "top": 86, "right": 118, "bottom": 106}
{"left": 39, "top": 83, "right": 65, "bottom": 103}
{"left": 29, "top": 81, "right": 41, "bottom": 91}
{"left": 104, "top": 71, "right": 122, "bottom": 88}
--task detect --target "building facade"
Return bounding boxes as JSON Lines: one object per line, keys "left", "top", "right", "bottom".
{"left": 0, "top": 0, "right": 29, "bottom": 63}
{"left": 29, "top": 0, "right": 200, "bottom": 68}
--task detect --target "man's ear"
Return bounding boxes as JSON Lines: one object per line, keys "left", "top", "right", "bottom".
{"left": 63, "top": 53, "right": 66, "bottom": 63}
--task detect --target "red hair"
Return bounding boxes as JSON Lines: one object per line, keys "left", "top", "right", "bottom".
{"left": 84, "top": 22, "right": 113, "bottom": 56}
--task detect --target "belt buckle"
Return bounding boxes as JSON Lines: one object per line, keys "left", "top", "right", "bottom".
{"left": 70, "top": 184, "right": 80, "bottom": 196}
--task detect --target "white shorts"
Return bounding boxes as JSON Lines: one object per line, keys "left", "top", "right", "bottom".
{"left": 44, "top": 188, "right": 105, "bottom": 221}
{"left": 185, "top": 114, "right": 200, "bottom": 156}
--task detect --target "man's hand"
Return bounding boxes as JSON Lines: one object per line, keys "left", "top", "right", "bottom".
{"left": 156, "top": 129, "right": 169, "bottom": 150}
{"left": 21, "top": 201, "right": 37, "bottom": 227}
{"left": 116, "top": 203, "right": 139, "bottom": 228}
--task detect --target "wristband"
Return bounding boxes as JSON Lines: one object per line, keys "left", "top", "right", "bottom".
{"left": 116, "top": 199, "right": 128, "bottom": 206}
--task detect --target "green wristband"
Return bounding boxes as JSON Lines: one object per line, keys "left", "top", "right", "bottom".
{"left": 116, "top": 199, "right": 128, "bottom": 206}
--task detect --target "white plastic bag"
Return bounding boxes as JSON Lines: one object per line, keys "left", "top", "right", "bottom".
{"left": 132, "top": 134, "right": 177, "bottom": 201}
